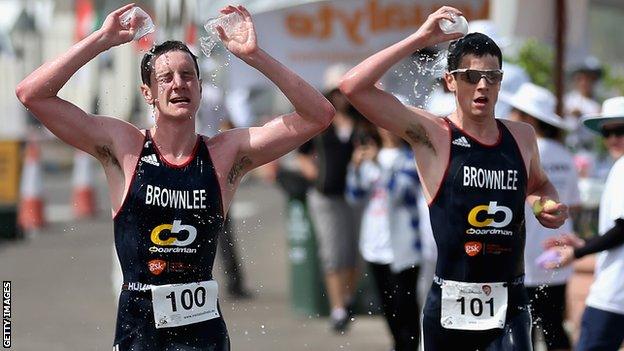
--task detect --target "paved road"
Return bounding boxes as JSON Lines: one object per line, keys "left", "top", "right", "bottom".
{"left": 1, "top": 167, "right": 391, "bottom": 351}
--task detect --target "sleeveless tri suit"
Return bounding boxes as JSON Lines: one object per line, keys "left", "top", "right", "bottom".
{"left": 113, "top": 130, "right": 229, "bottom": 350}
{"left": 422, "top": 118, "right": 532, "bottom": 350}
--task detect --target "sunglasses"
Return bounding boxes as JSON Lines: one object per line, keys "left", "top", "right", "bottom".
{"left": 449, "top": 69, "right": 504, "bottom": 85}
{"left": 601, "top": 125, "right": 624, "bottom": 138}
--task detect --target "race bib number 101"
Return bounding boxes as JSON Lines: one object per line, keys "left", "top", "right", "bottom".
{"left": 440, "top": 280, "right": 507, "bottom": 330}
{"left": 152, "top": 281, "right": 219, "bottom": 329}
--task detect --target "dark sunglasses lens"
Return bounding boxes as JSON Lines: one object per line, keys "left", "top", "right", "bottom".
{"left": 465, "top": 71, "right": 483, "bottom": 84}
{"left": 462, "top": 70, "right": 502, "bottom": 84}
{"left": 485, "top": 71, "right": 503, "bottom": 83}
{"left": 601, "top": 126, "right": 624, "bottom": 137}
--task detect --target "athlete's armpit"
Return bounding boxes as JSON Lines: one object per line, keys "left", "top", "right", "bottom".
{"left": 405, "top": 123, "right": 436, "bottom": 154}
{"left": 227, "top": 156, "right": 252, "bottom": 185}
{"left": 95, "top": 145, "right": 121, "bottom": 169}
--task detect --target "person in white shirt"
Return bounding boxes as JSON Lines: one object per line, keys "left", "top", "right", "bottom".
{"left": 346, "top": 126, "right": 421, "bottom": 351}
{"left": 504, "top": 82, "right": 579, "bottom": 351}
{"left": 547, "top": 96, "right": 624, "bottom": 351}
{"left": 563, "top": 58, "right": 603, "bottom": 151}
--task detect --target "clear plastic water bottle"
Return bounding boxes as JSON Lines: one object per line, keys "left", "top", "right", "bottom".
{"left": 439, "top": 13, "right": 469, "bottom": 36}
{"left": 200, "top": 12, "right": 244, "bottom": 57}
{"left": 119, "top": 7, "right": 155, "bottom": 40}
{"left": 535, "top": 248, "right": 562, "bottom": 269}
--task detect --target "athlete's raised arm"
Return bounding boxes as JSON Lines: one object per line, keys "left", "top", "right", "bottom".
{"left": 339, "top": 7, "right": 462, "bottom": 152}
{"left": 213, "top": 5, "right": 334, "bottom": 181}
{"left": 15, "top": 3, "right": 141, "bottom": 158}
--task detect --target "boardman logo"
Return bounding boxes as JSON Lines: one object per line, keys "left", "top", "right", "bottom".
{"left": 467, "top": 201, "right": 512, "bottom": 228}
{"left": 149, "top": 220, "right": 198, "bottom": 254}
{"left": 452, "top": 136, "right": 471, "bottom": 148}
{"left": 141, "top": 154, "right": 160, "bottom": 166}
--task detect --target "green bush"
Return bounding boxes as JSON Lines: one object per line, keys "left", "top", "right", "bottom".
{"left": 507, "top": 39, "right": 555, "bottom": 91}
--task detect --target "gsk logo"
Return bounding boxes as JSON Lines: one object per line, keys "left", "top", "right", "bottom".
{"left": 151, "top": 220, "right": 197, "bottom": 247}
{"left": 467, "top": 201, "right": 512, "bottom": 228}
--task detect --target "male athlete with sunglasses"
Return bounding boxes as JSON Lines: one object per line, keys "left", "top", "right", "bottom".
{"left": 340, "top": 6, "right": 567, "bottom": 350}
{"left": 16, "top": 4, "right": 334, "bottom": 350}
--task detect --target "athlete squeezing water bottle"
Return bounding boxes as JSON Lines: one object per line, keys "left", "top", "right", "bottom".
{"left": 16, "top": 4, "right": 334, "bottom": 350}
{"left": 339, "top": 6, "right": 567, "bottom": 350}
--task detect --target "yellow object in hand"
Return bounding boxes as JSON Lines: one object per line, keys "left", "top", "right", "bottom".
{"left": 533, "top": 199, "right": 558, "bottom": 216}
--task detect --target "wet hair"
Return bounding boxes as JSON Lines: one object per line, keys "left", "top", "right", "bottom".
{"left": 140, "top": 40, "right": 200, "bottom": 86}
{"left": 447, "top": 33, "right": 503, "bottom": 72}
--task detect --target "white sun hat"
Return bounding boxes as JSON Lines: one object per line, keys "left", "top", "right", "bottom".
{"left": 500, "top": 82, "right": 572, "bottom": 130}
{"left": 581, "top": 96, "right": 624, "bottom": 133}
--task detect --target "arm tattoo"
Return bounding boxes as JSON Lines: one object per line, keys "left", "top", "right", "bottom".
{"left": 95, "top": 145, "right": 121, "bottom": 169}
{"left": 228, "top": 156, "right": 252, "bottom": 184}
{"left": 405, "top": 123, "right": 436, "bottom": 154}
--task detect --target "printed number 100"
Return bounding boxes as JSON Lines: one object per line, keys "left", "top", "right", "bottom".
{"left": 166, "top": 287, "right": 206, "bottom": 312}
{"left": 457, "top": 296, "right": 494, "bottom": 317}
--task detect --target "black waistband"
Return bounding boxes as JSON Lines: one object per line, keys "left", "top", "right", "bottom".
{"left": 121, "top": 282, "right": 153, "bottom": 292}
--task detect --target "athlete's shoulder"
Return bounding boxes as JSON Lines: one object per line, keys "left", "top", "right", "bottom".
{"left": 203, "top": 128, "right": 242, "bottom": 149}
{"left": 498, "top": 119, "right": 536, "bottom": 140}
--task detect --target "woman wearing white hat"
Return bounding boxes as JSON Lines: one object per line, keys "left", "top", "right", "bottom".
{"left": 545, "top": 96, "right": 624, "bottom": 351}
{"left": 504, "top": 82, "right": 579, "bottom": 351}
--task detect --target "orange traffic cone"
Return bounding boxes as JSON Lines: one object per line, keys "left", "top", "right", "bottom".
{"left": 18, "top": 139, "right": 46, "bottom": 231}
{"left": 72, "top": 150, "right": 97, "bottom": 219}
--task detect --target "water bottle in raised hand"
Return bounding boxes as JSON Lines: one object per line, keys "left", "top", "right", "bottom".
{"left": 119, "top": 6, "right": 155, "bottom": 40}
{"left": 200, "top": 12, "right": 244, "bottom": 57}
{"left": 439, "top": 12, "right": 469, "bottom": 36}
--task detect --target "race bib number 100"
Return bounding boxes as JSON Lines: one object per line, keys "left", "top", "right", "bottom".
{"left": 151, "top": 281, "right": 219, "bottom": 329}
{"left": 440, "top": 280, "right": 507, "bottom": 330}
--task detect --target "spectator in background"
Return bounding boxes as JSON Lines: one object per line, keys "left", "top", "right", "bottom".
{"left": 216, "top": 119, "right": 253, "bottom": 299}
{"left": 546, "top": 97, "right": 624, "bottom": 351}
{"left": 346, "top": 124, "right": 421, "bottom": 351}
{"left": 425, "top": 70, "right": 456, "bottom": 118}
{"left": 297, "top": 64, "right": 360, "bottom": 333}
{"left": 564, "top": 57, "right": 603, "bottom": 152}
{"left": 420, "top": 69, "right": 449, "bottom": 310}
{"left": 197, "top": 66, "right": 253, "bottom": 299}
{"left": 504, "top": 83, "right": 579, "bottom": 351}
{"left": 197, "top": 58, "right": 230, "bottom": 137}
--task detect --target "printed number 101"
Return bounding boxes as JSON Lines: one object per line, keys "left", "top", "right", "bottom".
{"left": 457, "top": 296, "right": 494, "bottom": 317}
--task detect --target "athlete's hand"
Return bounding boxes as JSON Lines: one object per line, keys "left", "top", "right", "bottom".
{"left": 97, "top": 3, "right": 137, "bottom": 49}
{"left": 414, "top": 7, "right": 465, "bottom": 48}
{"left": 217, "top": 5, "right": 258, "bottom": 58}
{"left": 534, "top": 197, "right": 568, "bottom": 229}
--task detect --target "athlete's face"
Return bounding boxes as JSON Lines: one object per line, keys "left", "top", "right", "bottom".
{"left": 144, "top": 50, "right": 201, "bottom": 120}
{"left": 445, "top": 54, "right": 501, "bottom": 119}
{"left": 602, "top": 122, "right": 624, "bottom": 160}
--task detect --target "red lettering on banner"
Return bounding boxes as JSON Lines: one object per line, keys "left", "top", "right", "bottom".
{"left": 285, "top": 0, "right": 489, "bottom": 45}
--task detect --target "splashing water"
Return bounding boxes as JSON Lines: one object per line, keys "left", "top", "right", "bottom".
{"left": 411, "top": 50, "right": 448, "bottom": 102}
